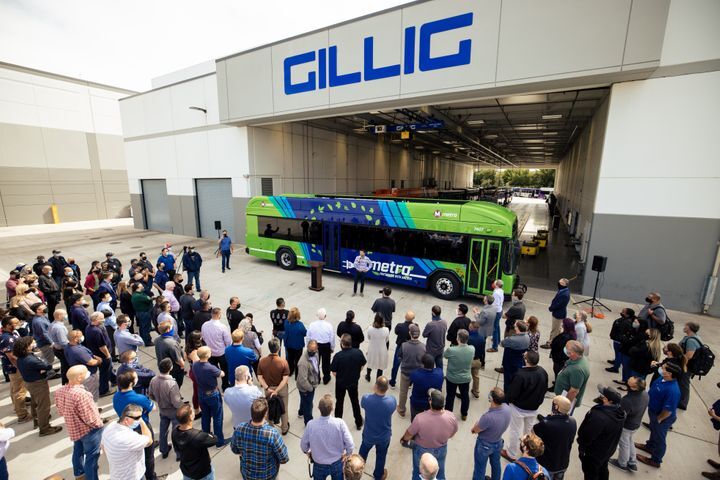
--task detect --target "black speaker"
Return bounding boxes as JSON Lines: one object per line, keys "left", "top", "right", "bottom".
{"left": 214, "top": 220, "right": 222, "bottom": 230}
{"left": 591, "top": 255, "right": 607, "bottom": 273}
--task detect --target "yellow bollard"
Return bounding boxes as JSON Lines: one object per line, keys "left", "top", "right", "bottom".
{"left": 51, "top": 204, "right": 59, "bottom": 224}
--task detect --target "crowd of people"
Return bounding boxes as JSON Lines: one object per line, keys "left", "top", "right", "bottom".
{"left": 0, "top": 245, "right": 716, "bottom": 480}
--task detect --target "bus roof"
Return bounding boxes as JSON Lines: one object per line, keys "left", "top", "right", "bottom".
{"left": 247, "top": 194, "right": 517, "bottom": 238}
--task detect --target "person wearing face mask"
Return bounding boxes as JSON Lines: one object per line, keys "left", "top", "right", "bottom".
{"left": 606, "top": 308, "right": 636, "bottom": 374}
{"left": 541, "top": 278, "right": 570, "bottom": 350}
{"left": 296, "top": 340, "right": 321, "bottom": 425}
{"left": 101, "top": 403, "right": 155, "bottom": 480}
{"left": 447, "top": 304, "right": 471, "bottom": 346}
{"left": 49, "top": 309, "right": 71, "bottom": 384}
{"left": 218, "top": 230, "right": 234, "bottom": 273}
{"left": 638, "top": 292, "right": 667, "bottom": 331}
{"left": 116, "top": 350, "right": 156, "bottom": 396}
{"left": 533, "top": 396, "right": 577, "bottom": 479}
{"left": 55, "top": 365, "right": 105, "bottom": 480}
{"left": 85, "top": 312, "right": 116, "bottom": 398}
{"left": 67, "top": 257, "right": 81, "bottom": 279}
{"left": 548, "top": 318, "right": 576, "bottom": 392}
{"left": 636, "top": 362, "right": 682, "bottom": 468}
{"left": 553, "top": 340, "right": 590, "bottom": 414}
{"left": 138, "top": 252, "right": 154, "bottom": 273}
{"left": 577, "top": 385, "right": 626, "bottom": 479}
{"left": 503, "top": 289, "right": 527, "bottom": 338}
{"left": 155, "top": 321, "right": 186, "bottom": 388}
{"left": 148, "top": 359, "right": 184, "bottom": 461}
{"left": 112, "top": 371, "right": 159, "bottom": 480}
{"left": 39, "top": 264, "right": 60, "bottom": 317}
{"left": 471, "top": 387, "right": 511, "bottom": 480}
{"left": 13, "top": 336, "right": 64, "bottom": 437}
{"left": 64, "top": 330, "right": 102, "bottom": 401}
{"left": 609, "top": 377, "right": 649, "bottom": 473}
{"left": 181, "top": 245, "right": 203, "bottom": 291}
{"left": 32, "top": 255, "right": 50, "bottom": 277}
{"left": 48, "top": 249, "right": 69, "bottom": 286}
{"left": 114, "top": 315, "right": 144, "bottom": 357}
{"left": 104, "top": 252, "right": 123, "bottom": 287}
{"left": 626, "top": 328, "right": 662, "bottom": 384}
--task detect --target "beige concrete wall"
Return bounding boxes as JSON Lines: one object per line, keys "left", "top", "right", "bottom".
{"left": 0, "top": 122, "right": 130, "bottom": 226}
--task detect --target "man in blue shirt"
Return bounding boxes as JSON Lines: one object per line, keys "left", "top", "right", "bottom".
{"left": 117, "top": 350, "right": 156, "bottom": 395}
{"left": 225, "top": 330, "right": 257, "bottom": 382}
{"left": 113, "top": 370, "right": 159, "bottom": 480}
{"left": 409, "top": 354, "right": 444, "bottom": 421}
{"left": 360, "top": 376, "right": 397, "bottom": 480}
{"left": 218, "top": 230, "right": 233, "bottom": 273}
{"left": 65, "top": 330, "right": 102, "bottom": 401}
{"left": 542, "top": 278, "right": 570, "bottom": 349}
{"left": 181, "top": 246, "right": 203, "bottom": 291}
{"left": 636, "top": 362, "right": 681, "bottom": 468}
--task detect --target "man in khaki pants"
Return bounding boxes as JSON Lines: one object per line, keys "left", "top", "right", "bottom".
{"left": 257, "top": 338, "right": 290, "bottom": 434}
{"left": 0, "top": 317, "right": 31, "bottom": 423}
{"left": 541, "top": 278, "right": 571, "bottom": 349}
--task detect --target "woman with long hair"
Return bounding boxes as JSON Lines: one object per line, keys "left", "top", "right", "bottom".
{"left": 284, "top": 307, "right": 306, "bottom": 378}
{"left": 574, "top": 310, "right": 592, "bottom": 356}
{"left": 185, "top": 330, "right": 204, "bottom": 417}
{"left": 627, "top": 328, "right": 662, "bottom": 382}
{"left": 9, "top": 284, "right": 35, "bottom": 321}
{"left": 336, "top": 310, "right": 364, "bottom": 349}
{"left": 84, "top": 261, "right": 101, "bottom": 308}
{"left": 527, "top": 316, "right": 540, "bottom": 353}
{"left": 240, "top": 317, "right": 262, "bottom": 374}
{"left": 365, "top": 313, "right": 390, "bottom": 382}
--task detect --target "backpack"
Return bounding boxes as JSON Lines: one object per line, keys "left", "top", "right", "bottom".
{"left": 515, "top": 459, "right": 547, "bottom": 480}
{"left": 655, "top": 307, "right": 674, "bottom": 341}
{"left": 685, "top": 337, "right": 715, "bottom": 378}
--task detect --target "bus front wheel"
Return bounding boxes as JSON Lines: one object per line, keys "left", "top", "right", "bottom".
{"left": 430, "top": 272, "right": 460, "bottom": 300}
{"left": 276, "top": 248, "right": 297, "bottom": 270}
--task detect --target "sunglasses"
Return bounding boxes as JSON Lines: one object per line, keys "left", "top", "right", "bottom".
{"left": 128, "top": 415, "right": 142, "bottom": 420}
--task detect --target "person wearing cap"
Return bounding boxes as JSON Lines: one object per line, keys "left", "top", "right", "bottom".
{"left": 541, "top": 278, "right": 570, "bottom": 349}
{"left": 104, "top": 252, "right": 123, "bottom": 286}
{"left": 371, "top": 287, "right": 396, "bottom": 332}
{"left": 577, "top": 384, "right": 626, "bottom": 479}
{"left": 636, "top": 361, "right": 681, "bottom": 468}
{"left": 533, "top": 396, "right": 577, "bottom": 479}
{"left": 610, "top": 376, "right": 649, "bottom": 472}
{"left": 396, "top": 322, "right": 425, "bottom": 418}
{"left": 181, "top": 246, "right": 203, "bottom": 291}
{"left": 32, "top": 255, "right": 50, "bottom": 277}
{"left": 48, "top": 249, "right": 69, "bottom": 286}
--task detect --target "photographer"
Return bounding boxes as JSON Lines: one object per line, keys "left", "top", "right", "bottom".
{"left": 181, "top": 246, "right": 203, "bottom": 292}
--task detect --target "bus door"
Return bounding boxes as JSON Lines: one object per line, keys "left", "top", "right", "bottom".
{"left": 323, "top": 223, "right": 341, "bottom": 270}
{"left": 466, "top": 238, "right": 486, "bottom": 294}
{"left": 484, "top": 240, "right": 502, "bottom": 293}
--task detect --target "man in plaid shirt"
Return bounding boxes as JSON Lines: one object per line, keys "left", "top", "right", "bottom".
{"left": 231, "top": 397, "right": 289, "bottom": 480}
{"left": 54, "top": 365, "right": 105, "bottom": 480}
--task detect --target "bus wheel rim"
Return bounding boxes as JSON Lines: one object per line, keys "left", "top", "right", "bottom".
{"left": 281, "top": 252, "right": 291, "bottom": 266}
{"left": 437, "top": 277, "right": 453, "bottom": 294}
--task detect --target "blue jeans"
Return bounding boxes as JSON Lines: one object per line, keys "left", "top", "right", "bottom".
{"left": 621, "top": 353, "right": 633, "bottom": 382}
{"left": 413, "top": 444, "right": 447, "bottom": 480}
{"left": 137, "top": 311, "right": 152, "bottom": 345}
{"left": 72, "top": 427, "right": 103, "bottom": 480}
{"left": 434, "top": 354, "right": 443, "bottom": 369}
{"left": 199, "top": 391, "right": 225, "bottom": 445}
{"left": 184, "top": 467, "right": 214, "bottom": 480}
{"left": 221, "top": 251, "right": 231, "bottom": 271}
{"left": 647, "top": 410, "right": 676, "bottom": 463}
{"left": 611, "top": 341, "right": 622, "bottom": 370}
{"left": 299, "top": 390, "right": 315, "bottom": 425}
{"left": 186, "top": 270, "right": 201, "bottom": 291}
{"left": 313, "top": 459, "right": 343, "bottom": 480}
{"left": 359, "top": 440, "right": 390, "bottom": 480}
{"left": 389, "top": 348, "right": 402, "bottom": 386}
{"left": 275, "top": 330, "right": 285, "bottom": 352}
{"left": 0, "top": 457, "right": 7, "bottom": 480}
{"left": 159, "top": 413, "right": 179, "bottom": 458}
{"left": 492, "top": 312, "right": 502, "bottom": 349}
{"left": 473, "top": 438, "right": 503, "bottom": 480}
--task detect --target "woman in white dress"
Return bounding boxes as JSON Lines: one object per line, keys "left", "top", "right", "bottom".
{"left": 365, "top": 313, "right": 390, "bottom": 382}
{"left": 574, "top": 310, "right": 592, "bottom": 356}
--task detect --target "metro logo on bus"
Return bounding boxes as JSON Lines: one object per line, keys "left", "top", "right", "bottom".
{"left": 283, "top": 12, "right": 474, "bottom": 95}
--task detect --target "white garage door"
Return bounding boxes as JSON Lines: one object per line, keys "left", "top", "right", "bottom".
{"left": 141, "top": 179, "right": 171, "bottom": 232}
{"left": 196, "top": 178, "right": 234, "bottom": 240}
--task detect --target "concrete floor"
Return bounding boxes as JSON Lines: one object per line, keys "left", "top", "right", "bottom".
{"left": 1, "top": 211, "right": 719, "bottom": 479}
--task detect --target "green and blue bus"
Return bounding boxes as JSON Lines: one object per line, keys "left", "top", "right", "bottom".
{"left": 245, "top": 194, "right": 520, "bottom": 299}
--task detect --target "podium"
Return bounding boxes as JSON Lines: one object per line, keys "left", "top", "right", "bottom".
{"left": 309, "top": 261, "right": 325, "bottom": 291}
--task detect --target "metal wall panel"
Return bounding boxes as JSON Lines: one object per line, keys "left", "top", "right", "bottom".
{"left": 141, "top": 179, "right": 171, "bottom": 232}
{"left": 195, "top": 178, "right": 234, "bottom": 240}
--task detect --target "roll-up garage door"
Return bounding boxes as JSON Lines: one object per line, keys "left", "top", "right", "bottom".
{"left": 141, "top": 179, "right": 171, "bottom": 232}
{"left": 196, "top": 178, "right": 234, "bottom": 240}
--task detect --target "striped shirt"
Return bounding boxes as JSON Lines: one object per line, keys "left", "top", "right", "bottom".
{"left": 231, "top": 421, "right": 289, "bottom": 480}
{"left": 300, "top": 415, "right": 354, "bottom": 465}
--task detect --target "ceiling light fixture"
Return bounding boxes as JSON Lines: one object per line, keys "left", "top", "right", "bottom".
{"left": 484, "top": 134, "right": 498, "bottom": 139}
{"left": 543, "top": 131, "right": 558, "bottom": 136}
{"left": 467, "top": 120, "right": 485, "bottom": 125}
{"left": 542, "top": 114, "right": 563, "bottom": 120}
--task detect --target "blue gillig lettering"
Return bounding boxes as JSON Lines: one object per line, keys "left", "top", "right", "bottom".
{"left": 283, "top": 12, "right": 474, "bottom": 95}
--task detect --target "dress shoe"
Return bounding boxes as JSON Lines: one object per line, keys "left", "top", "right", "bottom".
{"left": 612, "top": 379, "right": 626, "bottom": 386}
{"left": 606, "top": 360, "right": 615, "bottom": 365}
{"left": 500, "top": 449, "right": 516, "bottom": 462}
{"left": 494, "top": 367, "right": 504, "bottom": 374}
{"left": 605, "top": 367, "right": 619, "bottom": 373}
{"left": 461, "top": 415, "right": 467, "bottom": 421}
{"left": 472, "top": 391, "right": 480, "bottom": 399}
{"left": 708, "top": 459, "right": 720, "bottom": 469}
{"left": 642, "top": 421, "right": 672, "bottom": 431}
{"left": 608, "top": 459, "right": 628, "bottom": 471}
{"left": 702, "top": 472, "right": 720, "bottom": 479}
{"left": 39, "top": 425, "right": 63, "bottom": 437}
{"left": 161, "top": 446, "right": 172, "bottom": 459}
{"left": 100, "top": 388, "right": 116, "bottom": 398}
{"left": 636, "top": 454, "right": 660, "bottom": 468}
{"left": 540, "top": 343, "right": 551, "bottom": 350}
{"left": 634, "top": 442, "right": 653, "bottom": 454}
{"left": 486, "top": 348, "right": 498, "bottom": 353}
{"left": 381, "top": 469, "right": 388, "bottom": 480}
{"left": 396, "top": 409, "right": 406, "bottom": 418}
{"left": 17, "top": 416, "right": 32, "bottom": 424}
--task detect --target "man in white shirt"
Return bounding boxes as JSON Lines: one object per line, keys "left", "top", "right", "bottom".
{"left": 201, "top": 307, "right": 232, "bottom": 390}
{"left": 306, "top": 308, "right": 335, "bottom": 385}
{"left": 352, "top": 250, "right": 371, "bottom": 297}
{"left": 101, "top": 403, "right": 154, "bottom": 480}
{"left": 161, "top": 282, "right": 180, "bottom": 314}
{"left": 224, "top": 365, "right": 264, "bottom": 427}
{"left": 488, "top": 280, "right": 505, "bottom": 353}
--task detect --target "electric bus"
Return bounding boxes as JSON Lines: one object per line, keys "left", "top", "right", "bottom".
{"left": 245, "top": 195, "right": 520, "bottom": 299}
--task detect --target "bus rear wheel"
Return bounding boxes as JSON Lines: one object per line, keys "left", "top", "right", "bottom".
{"left": 276, "top": 248, "right": 297, "bottom": 270}
{"left": 430, "top": 272, "right": 460, "bottom": 300}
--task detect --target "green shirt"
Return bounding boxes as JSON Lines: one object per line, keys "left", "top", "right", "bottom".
{"left": 131, "top": 292, "right": 153, "bottom": 313}
{"left": 443, "top": 344, "right": 474, "bottom": 384}
{"left": 554, "top": 356, "right": 590, "bottom": 404}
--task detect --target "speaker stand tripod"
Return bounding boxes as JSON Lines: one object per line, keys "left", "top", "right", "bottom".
{"left": 573, "top": 270, "right": 611, "bottom": 317}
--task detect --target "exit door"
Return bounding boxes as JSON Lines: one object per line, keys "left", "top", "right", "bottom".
{"left": 323, "top": 223, "right": 341, "bottom": 270}
{"left": 466, "top": 238, "right": 502, "bottom": 295}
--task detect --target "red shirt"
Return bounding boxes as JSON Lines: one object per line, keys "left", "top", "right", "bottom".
{"left": 55, "top": 384, "right": 103, "bottom": 441}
